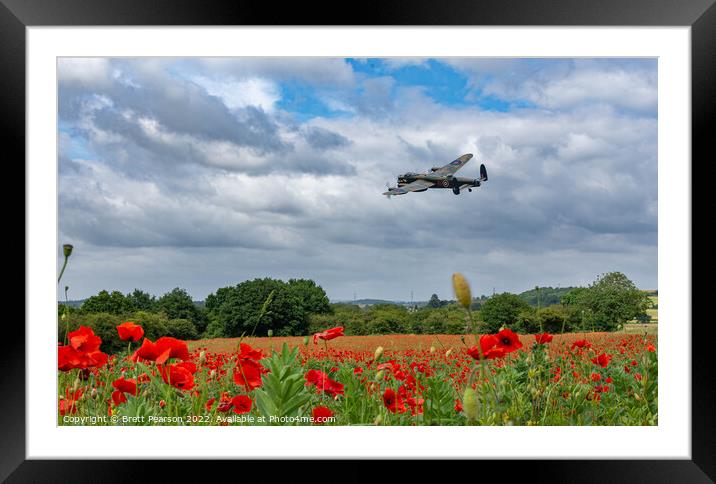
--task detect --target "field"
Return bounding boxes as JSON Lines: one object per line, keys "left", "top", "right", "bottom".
{"left": 189, "top": 332, "right": 651, "bottom": 353}
{"left": 58, "top": 325, "right": 658, "bottom": 426}
{"left": 620, "top": 324, "right": 658, "bottom": 335}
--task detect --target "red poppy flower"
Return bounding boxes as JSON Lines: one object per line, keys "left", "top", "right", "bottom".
{"left": 313, "top": 326, "right": 344, "bottom": 344}
{"left": 111, "top": 390, "right": 127, "bottom": 406}
{"left": 382, "top": 388, "right": 406, "bottom": 414}
{"left": 58, "top": 387, "right": 83, "bottom": 416}
{"left": 304, "top": 369, "right": 345, "bottom": 399}
{"left": 467, "top": 334, "right": 507, "bottom": 360}
{"left": 534, "top": 333, "right": 553, "bottom": 344}
{"left": 158, "top": 363, "right": 195, "bottom": 391}
{"left": 132, "top": 337, "right": 190, "bottom": 364}
{"left": 592, "top": 353, "right": 611, "bottom": 368}
{"left": 233, "top": 358, "right": 264, "bottom": 391}
{"left": 495, "top": 329, "right": 523, "bottom": 353}
{"left": 217, "top": 401, "right": 233, "bottom": 413}
{"left": 112, "top": 377, "right": 137, "bottom": 396}
{"left": 58, "top": 344, "right": 108, "bottom": 371}
{"left": 231, "top": 395, "right": 252, "bottom": 414}
{"left": 238, "top": 343, "right": 263, "bottom": 361}
{"left": 312, "top": 406, "right": 334, "bottom": 424}
{"left": 68, "top": 326, "right": 102, "bottom": 353}
{"left": 406, "top": 396, "right": 424, "bottom": 415}
{"left": 454, "top": 399, "right": 463, "bottom": 413}
{"left": 117, "top": 322, "right": 144, "bottom": 342}
{"left": 571, "top": 339, "right": 591, "bottom": 350}
{"left": 58, "top": 345, "right": 81, "bottom": 371}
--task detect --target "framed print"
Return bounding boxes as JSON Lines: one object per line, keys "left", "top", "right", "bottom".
{"left": 6, "top": 0, "right": 714, "bottom": 481}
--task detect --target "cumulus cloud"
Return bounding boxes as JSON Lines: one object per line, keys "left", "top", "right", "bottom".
{"left": 448, "top": 58, "right": 657, "bottom": 114}
{"left": 58, "top": 58, "right": 657, "bottom": 301}
{"left": 190, "top": 76, "right": 281, "bottom": 112}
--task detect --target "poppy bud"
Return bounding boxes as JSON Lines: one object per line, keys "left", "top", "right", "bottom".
{"left": 199, "top": 351, "right": 206, "bottom": 365}
{"left": 267, "top": 329, "right": 273, "bottom": 337}
{"left": 61, "top": 312, "right": 67, "bottom": 321}
{"left": 63, "top": 244, "right": 73, "bottom": 258}
{"left": 376, "top": 370, "right": 385, "bottom": 381}
{"left": 91, "top": 388, "right": 98, "bottom": 398}
{"left": 452, "top": 273, "right": 472, "bottom": 310}
{"left": 445, "top": 349, "right": 452, "bottom": 358}
{"left": 72, "top": 377, "right": 80, "bottom": 392}
{"left": 374, "top": 414, "right": 383, "bottom": 425}
{"left": 303, "top": 336, "right": 309, "bottom": 346}
{"left": 462, "top": 387, "right": 478, "bottom": 421}
{"left": 374, "top": 346, "right": 384, "bottom": 361}
{"left": 430, "top": 346, "right": 436, "bottom": 353}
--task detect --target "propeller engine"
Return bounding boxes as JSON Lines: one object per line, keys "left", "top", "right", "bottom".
{"left": 451, "top": 176, "right": 460, "bottom": 195}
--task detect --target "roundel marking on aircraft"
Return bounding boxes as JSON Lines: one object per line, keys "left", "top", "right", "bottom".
{"left": 442, "top": 179, "right": 449, "bottom": 187}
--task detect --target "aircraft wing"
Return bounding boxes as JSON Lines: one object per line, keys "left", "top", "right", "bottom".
{"left": 383, "top": 179, "right": 434, "bottom": 196}
{"left": 432, "top": 153, "right": 473, "bottom": 176}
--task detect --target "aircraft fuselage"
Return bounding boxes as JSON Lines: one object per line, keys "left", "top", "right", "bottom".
{"left": 397, "top": 173, "right": 481, "bottom": 190}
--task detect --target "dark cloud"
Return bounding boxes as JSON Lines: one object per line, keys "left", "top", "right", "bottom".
{"left": 303, "top": 126, "right": 350, "bottom": 150}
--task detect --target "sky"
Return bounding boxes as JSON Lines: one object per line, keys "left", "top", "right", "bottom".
{"left": 57, "top": 57, "right": 657, "bottom": 302}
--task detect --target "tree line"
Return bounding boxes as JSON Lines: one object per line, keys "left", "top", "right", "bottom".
{"left": 308, "top": 272, "right": 650, "bottom": 336}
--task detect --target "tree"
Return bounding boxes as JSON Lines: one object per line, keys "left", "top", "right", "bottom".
{"left": 127, "top": 289, "right": 156, "bottom": 312}
{"left": 561, "top": 287, "right": 589, "bottom": 307}
{"left": 536, "top": 305, "right": 572, "bottom": 333}
{"left": 585, "top": 272, "right": 651, "bottom": 331}
{"left": 156, "top": 288, "right": 207, "bottom": 334}
{"left": 428, "top": 294, "right": 442, "bottom": 308}
{"left": 515, "top": 308, "right": 539, "bottom": 334}
{"left": 287, "top": 279, "right": 331, "bottom": 314}
{"left": 479, "top": 292, "right": 532, "bottom": 333}
{"left": 165, "top": 318, "right": 199, "bottom": 340}
{"left": 205, "top": 278, "right": 326, "bottom": 338}
{"left": 562, "top": 272, "right": 650, "bottom": 332}
{"left": 368, "top": 304, "right": 408, "bottom": 334}
{"left": 80, "top": 290, "right": 133, "bottom": 315}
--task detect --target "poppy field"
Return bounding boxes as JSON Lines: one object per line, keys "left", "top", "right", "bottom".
{"left": 58, "top": 323, "right": 657, "bottom": 426}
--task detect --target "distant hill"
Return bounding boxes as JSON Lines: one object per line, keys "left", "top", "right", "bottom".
{"left": 332, "top": 299, "right": 426, "bottom": 308}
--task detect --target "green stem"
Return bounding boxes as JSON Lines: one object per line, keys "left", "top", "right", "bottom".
{"left": 57, "top": 255, "right": 69, "bottom": 283}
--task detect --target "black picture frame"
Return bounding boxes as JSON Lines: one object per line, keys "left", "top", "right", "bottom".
{"left": 6, "top": 0, "right": 714, "bottom": 481}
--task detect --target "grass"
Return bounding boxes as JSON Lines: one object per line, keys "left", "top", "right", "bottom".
{"left": 621, "top": 324, "right": 658, "bottom": 335}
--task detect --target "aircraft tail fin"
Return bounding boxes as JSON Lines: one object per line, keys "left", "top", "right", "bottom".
{"left": 479, "top": 164, "right": 488, "bottom": 182}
